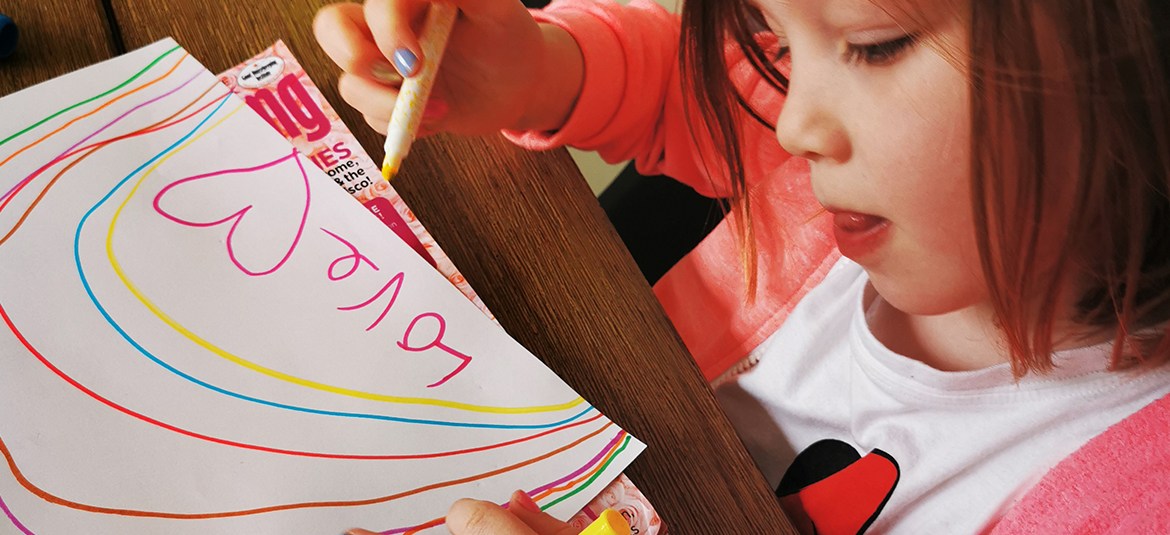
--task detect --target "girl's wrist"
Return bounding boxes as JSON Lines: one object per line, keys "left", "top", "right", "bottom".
{"left": 510, "top": 23, "right": 583, "bottom": 133}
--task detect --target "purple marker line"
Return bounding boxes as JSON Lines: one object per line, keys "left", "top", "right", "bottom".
{"left": 0, "top": 67, "right": 203, "bottom": 206}
{"left": 0, "top": 431, "right": 624, "bottom": 535}
{"left": 379, "top": 429, "right": 626, "bottom": 535}
{"left": 524, "top": 430, "right": 625, "bottom": 498}
{"left": 0, "top": 490, "right": 37, "bottom": 535}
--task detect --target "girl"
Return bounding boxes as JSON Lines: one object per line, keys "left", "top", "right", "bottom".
{"left": 314, "top": 0, "right": 1170, "bottom": 532}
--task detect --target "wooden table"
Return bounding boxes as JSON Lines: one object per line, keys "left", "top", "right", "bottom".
{"left": 0, "top": 1, "right": 794, "bottom": 533}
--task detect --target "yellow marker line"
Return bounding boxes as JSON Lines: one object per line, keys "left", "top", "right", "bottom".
{"left": 104, "top": 102, "right": 584, "bottom": 415}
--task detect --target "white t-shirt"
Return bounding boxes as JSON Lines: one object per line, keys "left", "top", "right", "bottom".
{"left": 714, "top": 258, "right": 1170, "bottom": 534}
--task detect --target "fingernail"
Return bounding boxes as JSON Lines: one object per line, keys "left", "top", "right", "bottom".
{"left": 392, "top": 48, "right": 418, "bottom": 77}
{"left": 422, "top": 99, "right": 448, "bottom": 120}
{"left": 370, "top": 61, "right": 401, "bottom": 84}
{"left": 513, "top": 490, "right": 542, "bottom": 514}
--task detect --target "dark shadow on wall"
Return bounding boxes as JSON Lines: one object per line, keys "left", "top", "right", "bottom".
{"left": 599, "top": 164, "right": 726, "bottom": 285}
{"left": 519, "top": 0, "right": 726, "bottom": 284}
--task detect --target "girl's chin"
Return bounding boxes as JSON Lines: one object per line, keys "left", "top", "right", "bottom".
{"left": 864, "top": 272, "right": 980, "bottom": 318}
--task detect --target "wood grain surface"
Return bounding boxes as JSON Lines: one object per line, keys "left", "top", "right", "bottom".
{"left": 0, "top": 0, "right": 118, "bottom": 96}
{"left": 4, "top": 1, "right": 795, "bottom": 532}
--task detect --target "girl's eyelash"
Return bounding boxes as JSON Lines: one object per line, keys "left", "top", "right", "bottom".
{"left": 846, "top": 33, "right": 919, "bottom": 65}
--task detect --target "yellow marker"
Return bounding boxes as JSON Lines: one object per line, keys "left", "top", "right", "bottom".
{"left": 381, "top": 2, "right": 457, "bottom": 181}
{"left": 580, "top": 509, "right": 631, "bottom": 535}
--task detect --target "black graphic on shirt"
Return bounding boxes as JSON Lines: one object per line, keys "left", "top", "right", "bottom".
{"left": 775, "top": 439, "right": 900, "bottom": 535}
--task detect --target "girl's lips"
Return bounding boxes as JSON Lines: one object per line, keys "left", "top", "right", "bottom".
{"left": 832, "top": 211, "right": 891, "bottom": 260}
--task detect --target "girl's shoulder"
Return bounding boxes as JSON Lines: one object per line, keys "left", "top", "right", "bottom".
{"left": 989, "top": 391, "right": 1170, "bottom": 533}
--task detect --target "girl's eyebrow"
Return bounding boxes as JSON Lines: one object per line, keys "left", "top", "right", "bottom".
{"left": 823, "top": 1, "right": 904, "bottom": 30}
{"left": 755, "top": 0, "right": 909, "bottom": 37}
{"left": 862, "top": 0, "right": 945, "bottom": 31}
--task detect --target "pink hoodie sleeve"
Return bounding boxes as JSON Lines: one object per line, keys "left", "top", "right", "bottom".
{"left": 984, "top": 392, "right": 1170, "bottom": 533}
{"left": 502, "top": 0, "right": 729, "bottom": 197}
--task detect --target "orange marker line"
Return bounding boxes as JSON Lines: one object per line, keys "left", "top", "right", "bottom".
{"left": 0, "top": 52, "right": 190, "bottom": 172}
{"left": 0, "top": 422, "right": 613, "bottom": 519}
{"left": 0, "top": 83, "right": 223, "bottom": 246}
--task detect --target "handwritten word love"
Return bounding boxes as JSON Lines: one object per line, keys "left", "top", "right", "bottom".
{"left": 154, "top": 152, "right": 472, "bottom": 389}
{"left": 324, "top": 228, "right": 472, "bottom": 388}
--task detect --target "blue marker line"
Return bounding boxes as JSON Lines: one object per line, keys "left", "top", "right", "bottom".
{"left": 69, "top": 92, "right": 590, "bottom": 430}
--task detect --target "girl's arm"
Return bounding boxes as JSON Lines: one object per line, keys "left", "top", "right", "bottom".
{"left": 503, "top": 0, "right": 713, "bottom": 190}
{"left": 315, "top": 0, "right": 777, "bottom": 197}
{"left": 505, "top": 0, "right": 790, "bottom": 199}
{"left": 314, "top": 0, "right": 586, "bottom": 138}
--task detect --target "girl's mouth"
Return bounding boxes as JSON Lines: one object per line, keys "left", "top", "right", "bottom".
{"left": 832, "top": 211, "right": 891, "bottom": 260}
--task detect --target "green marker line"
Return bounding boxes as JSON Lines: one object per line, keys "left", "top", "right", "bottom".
{"left": 0, "top": 45, "right": 181, "bottom": 148}
{"left": 543, "top": 435, "right": 633, "bottom": 511}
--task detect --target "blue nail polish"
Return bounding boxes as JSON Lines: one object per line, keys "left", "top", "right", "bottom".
{"left": 392, "top": 49, "right": 417, "bottom": 77}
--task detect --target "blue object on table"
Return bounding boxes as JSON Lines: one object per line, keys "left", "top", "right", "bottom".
{"left": 0, "top": 14, "right": 17, "bottom": 60}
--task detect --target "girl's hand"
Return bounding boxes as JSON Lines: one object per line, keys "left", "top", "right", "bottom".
{"left": 314, "top": 0, "right": 583, "bottom": 137}
{"left": 345, "top": 491, "right": 578, "bottom": 535}
{"left": 444, "top": 491, "right": 579, "bottom": 535}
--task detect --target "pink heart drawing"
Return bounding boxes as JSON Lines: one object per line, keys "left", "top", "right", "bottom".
{"left": 152, "top": 149, "right": 311, "bottom": 276}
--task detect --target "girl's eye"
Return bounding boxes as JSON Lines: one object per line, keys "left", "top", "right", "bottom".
{"left": 846, "top": 33, "right": 919, "bottom": 65}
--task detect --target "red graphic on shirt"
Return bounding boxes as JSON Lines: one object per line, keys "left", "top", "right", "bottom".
{"left": 775, "top": 439, "right": 900, "bottom": 535}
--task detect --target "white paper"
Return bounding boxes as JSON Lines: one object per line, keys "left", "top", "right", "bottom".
{"left": 0, "top": 39, "right": 643, "bottom": 534}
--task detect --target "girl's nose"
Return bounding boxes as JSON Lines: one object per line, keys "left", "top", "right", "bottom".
{"left": 774, "top": 63, "right": 851, "bottom": 163}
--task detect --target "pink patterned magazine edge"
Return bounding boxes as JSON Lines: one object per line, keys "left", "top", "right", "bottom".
{"left": 218, "top": 40, "right": 493, "bottom": 322}
{"left": 219, "top": 41, "right": 663, "bottom": 534}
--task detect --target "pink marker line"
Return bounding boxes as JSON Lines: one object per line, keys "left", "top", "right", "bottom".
{"left": 322, "top": 227, "right": 380, "bottom": 280}
{"left": 524, "top": 430, "right": 626, "bottom": 498}
{"left": 397, "top": 312, "right": 472, "bottom": 388}
{"left": 378, "top": 430, "right": 626, "bottom": 535}
{"left": 0, "top": 68, "right": 203, "bottom": 207}
{"left": 338, "top": 272, "right": 405, "bottom": 331}
{"left": 0, "top": 429, "right": 624, "bottom": 535}
{"left": 153, "top": 149, "right": 311, "bottom": 277}
{"left": 0, "top": 491, "right": 36, "bottom": 535}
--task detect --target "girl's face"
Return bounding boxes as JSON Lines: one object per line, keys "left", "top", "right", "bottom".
{"left": 758, "top": 0, "right": 983, "bottom": 316}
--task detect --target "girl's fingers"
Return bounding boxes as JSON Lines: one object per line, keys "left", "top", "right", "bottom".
{"left": 340, "top": 73, "right": 450, "bottom": 135}
{"left": 339, "top": 73, "right": 399, "bottom": 120}
{"left": 363, "top": 0, "right": 431, "bottom": 77}
{"left": 314, "top": 3, "right": 404, "bottom": 86}
{"left": 506, "top": 491, "right": 579, "bottom": 535}
{"left": 351, "top": 492, "right": 575, "bottom": 535}
{"left": 446, "top": 499, "right": 539, "bottom": 535}
{"left": 364, "top": 114, "right": 389, "bottom": 135}
{"left": 368, "top": 111, "right": 446, "bottom": 138}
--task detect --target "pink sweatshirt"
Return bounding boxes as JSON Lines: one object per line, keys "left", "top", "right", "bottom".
{"left": 505, "top": 0, "right": 1170, "bottom": 531}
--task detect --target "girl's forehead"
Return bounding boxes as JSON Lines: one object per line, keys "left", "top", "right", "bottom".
{"left": 754, "top": 0, "right": 950, "bottom": 29}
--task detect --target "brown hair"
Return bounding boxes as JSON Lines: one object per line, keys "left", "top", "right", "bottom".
{"left": 680, "top": 0, "right": 1170, "bottom": 375}
{"left": 679, "top": 1, "right": 787, "bottom": 297}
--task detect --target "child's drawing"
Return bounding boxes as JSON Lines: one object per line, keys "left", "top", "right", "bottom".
{"left": 0, "top": 38, "right": 642, "bottom": 535}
